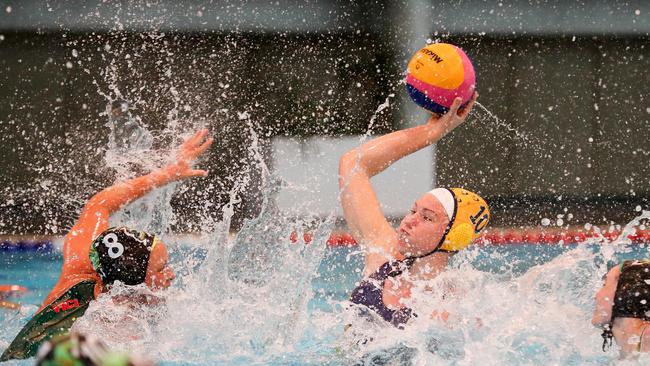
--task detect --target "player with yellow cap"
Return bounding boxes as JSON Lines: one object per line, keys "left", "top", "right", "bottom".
{"left": 339, "top": 93, "right": 489, "bottom": 328}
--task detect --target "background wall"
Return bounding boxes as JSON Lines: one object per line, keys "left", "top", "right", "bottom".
{"left": 438, "top": 36, "right": 649, "bottom": 226}
{"left": 0, "top": 0, "right": 647, "bottom": 233}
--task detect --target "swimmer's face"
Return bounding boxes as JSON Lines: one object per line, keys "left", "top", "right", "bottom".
{"left": 397, "top": 193, "right": 450, "bottom": 256}
{"left": 145, "top": 242, "right": 175, "bottom": 290}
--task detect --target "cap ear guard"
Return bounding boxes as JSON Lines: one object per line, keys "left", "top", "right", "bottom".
{"left": 439, "top": 188, "right": 490, "bottom": 252}
{"left": 441, "top": 222, "right": 475, "bottom": 252}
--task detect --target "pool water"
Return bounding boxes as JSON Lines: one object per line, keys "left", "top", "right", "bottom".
{"left": 0, "top": 249, "right": 62, "bottom": 308}
{"left": 2, "top": 242, "right": 650, "bottom": 365}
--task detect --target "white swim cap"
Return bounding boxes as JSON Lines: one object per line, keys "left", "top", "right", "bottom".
{"left": 426, "top": 188, "right": 454, "bottom": 221}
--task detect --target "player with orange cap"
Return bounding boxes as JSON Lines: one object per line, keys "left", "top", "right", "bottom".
{"left": 339, "top": 94, "right": 489, "bottom": 327}
{"left": 0, "top": 285, "right": 27, "bottom": 310}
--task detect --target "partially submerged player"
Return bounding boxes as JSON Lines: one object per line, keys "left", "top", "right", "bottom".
{"left": 339, "top": 95, "right": 490, "bottom": 328}
{"left": 1, "top": 129, "right": 212, "bottom": 361}
{"left": 35, "top": 332, "right": 155, "bottom": 366}
{"left": 0, "top": 285, "right": 27, "bottom": 310}
{"left": 593, "top": 259, "right": 650, "bottom": 355}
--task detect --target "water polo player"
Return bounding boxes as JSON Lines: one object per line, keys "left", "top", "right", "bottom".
{"left": 35, "top": 332, "right": 154, "bottom": 366}
{"left": 339, "top": 94, "right": 490, "bottom": 328}
{"left": 0, "top": 285, "right": 27, "bottom": 310}
{"left": 593, "top": 259, "right": 650, "bottom": 355}
{"left": 1, "top": 129, "right": 212, "bottom": 361}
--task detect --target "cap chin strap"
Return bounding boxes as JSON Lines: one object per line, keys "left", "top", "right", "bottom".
{"left": 408, "top": 246, "right": 457, "bottom": 260}
{"left": 398, "top": 231, "right": 457, "bottom": 275}
{"left": 601, "top": 323, "right": 613, "bottom": 351}
{"left": 400, "top": 232, "right": 456, "bottom": 263}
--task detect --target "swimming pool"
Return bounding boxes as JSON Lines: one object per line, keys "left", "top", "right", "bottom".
{"left": 2, "top": 239, "right": 650, "bottom": 365}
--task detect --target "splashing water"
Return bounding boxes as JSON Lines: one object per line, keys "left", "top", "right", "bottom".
{"left": 72, "top": 112, "right": 338, "bottom": 364}
{"left": 60, "top": 60, "right": 650, "bottom": 365}
{"left": 1, "top": 55, "right": 647, "bottom": 362}
{"left": 66, "top": 96, "right": 650, "bottom": 366}
{"left": 104, "top": 99, "right": 154, "bottom": 173}
{"left": 103, "top": 99, "right": 176, "bottom": 235}
{"left": 335, "top": 212, "right": 650, "bottom": 365}
{"left": 4, "top": 147, "right": 650, "bottom": 366}
{"left": 3, "top": 22, "right": 649, "bottom": 364}
{"left": 474, "top": 101, "right": 546, "bottom": 155}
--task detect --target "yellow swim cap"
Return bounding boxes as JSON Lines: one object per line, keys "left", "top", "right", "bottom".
{"left": 428, "top": 188, "right": 490, "bottom": 252}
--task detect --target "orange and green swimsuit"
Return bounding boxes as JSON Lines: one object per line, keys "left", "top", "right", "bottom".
{"left": 0, "top": 280, "right": 96, "bottom": 361}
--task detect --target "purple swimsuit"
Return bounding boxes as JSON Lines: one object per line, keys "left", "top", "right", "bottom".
{"left": 350, "top": 258, "right": 417, "bottom": 328}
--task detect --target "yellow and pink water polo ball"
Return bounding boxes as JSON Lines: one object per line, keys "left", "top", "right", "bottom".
{"left": 405, "top": 43, "right": 476, "bottom": 114}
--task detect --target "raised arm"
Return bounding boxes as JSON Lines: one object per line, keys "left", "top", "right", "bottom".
{"left": 592, "top": 265, "right": 621, "bottom": 326}
{"left": 338, "top": 95, "right": 477, "bottom": 275}
{"left": 61, "top": 129, "right": 213, "bottom": 275}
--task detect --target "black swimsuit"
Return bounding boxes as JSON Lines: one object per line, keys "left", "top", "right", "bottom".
{"left": 612, "top": 259, "right": 650, "bottom": 321}
{"left": 349, "top": 258, "right": 417, "bottom": 328}
{"left": 601, "top": 259, "right": 650, "bottom": 351}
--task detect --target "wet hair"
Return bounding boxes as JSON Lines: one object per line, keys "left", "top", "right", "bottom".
{"left": 89, "top": 227, "right": 157, "bottom": 286}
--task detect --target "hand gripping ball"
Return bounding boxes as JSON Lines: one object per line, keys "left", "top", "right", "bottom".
{"left": 405, "top": 43, "right": 476, "bottom": 114}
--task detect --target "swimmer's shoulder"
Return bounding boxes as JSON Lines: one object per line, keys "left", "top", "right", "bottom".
{"left": 60, "top": 224, "right": 105, "bottom": 276}
{"left": 601, "top": 265, "right": 622, "bottom": 290}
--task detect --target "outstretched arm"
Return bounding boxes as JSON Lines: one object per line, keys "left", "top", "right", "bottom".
{"left": 339, "top": 95, "right": 477, "bottom": 275}
{"left": 592, "top": 265, "right": 620, "bottom": 326}
{"left": 61, "top": 129, "right": 213, "bottom": 275}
